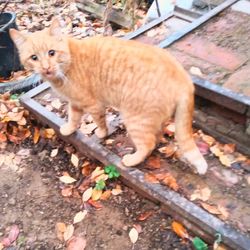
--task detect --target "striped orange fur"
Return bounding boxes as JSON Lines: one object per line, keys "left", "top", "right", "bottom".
{"left": 10, "top": 18, "right": 208, "bottom": 174}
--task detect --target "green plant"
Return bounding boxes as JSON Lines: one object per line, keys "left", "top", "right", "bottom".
{"left": 104, "top": 164, "right": 120, "bottom": 179}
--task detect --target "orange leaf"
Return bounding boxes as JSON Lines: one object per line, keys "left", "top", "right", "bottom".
{"left": 146, "top": 156, "right": 161, "bottom": 169}
{"left": 144, "top": 173, "right": 159, "bottom": 184}
{"left": 158, "top": 144, "right": 177, "bottom": 158}
{"left": 100, "top": 190, "right": 112, "bottom": 200}
{"left": 171, "top": 221, "right": 189, "bottom": 239}
{"left": 201, "top": 202, "right": 221, "bottom": 215}
{"left": 137, "top": 211, "right": 153, "bottom": 221}
{"left": 0, "top": 132, "right": 7, "bottom": 142}
{"left": 223, "top": 144, "right": 235, "bottom": 154}
{"left": 161, "top": 173, "right": 179, "bottom": 191}
{"left": 88, "top": 199, "right": 103, "bottom": 210}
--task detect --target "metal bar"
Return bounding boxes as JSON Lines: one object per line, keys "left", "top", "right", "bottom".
{"left": 23, "top": 82, "right": 51, "bottom": 99}
{"left": 20, "top": 93, "right": 250, "bottom": 250}
{"left": 174, "top": 6, "right": 202, "bottom": 19}
{"left": 193, "top": 76, "right": 250, "bottom": 114}
{"left": 122, "top": 12, "right": 174, "bottom": 40}
{"left": 158, "top": 0, "right": 239, "bottom": 48}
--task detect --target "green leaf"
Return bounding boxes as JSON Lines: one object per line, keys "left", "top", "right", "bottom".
{"left": 10, "top": 94, "right": 19, "bottom": 100}
{"left": 104, "top": 165, "right": 120, "bottom": 179}
{"left": 192, "top": 237, "right": 208, "bottom": 250}
{"left": 95, "top": 180, "right": 106, "bottom": 190}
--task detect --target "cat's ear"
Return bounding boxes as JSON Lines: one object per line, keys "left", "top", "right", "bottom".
{"left": 49, "top": 17, "right": 62, "bottom": 36}
{"left": 9, "top": 29, "right": 27, "bottom": 48}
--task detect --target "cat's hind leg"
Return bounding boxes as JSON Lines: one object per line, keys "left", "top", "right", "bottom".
{"left": 122, "top": 119, "right": 157, "bottom": 167}
{"left": 60, "top": 104, "right": 83, "bottom": 136}
{"left": 88, "top": 105, "right": 108, "bottom": 139}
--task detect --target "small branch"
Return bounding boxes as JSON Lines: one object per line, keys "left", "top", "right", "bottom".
{"left": 155, "top": 0, "right": 161, "bottom": 17}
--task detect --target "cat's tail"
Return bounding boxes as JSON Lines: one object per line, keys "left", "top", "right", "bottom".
{"left": 174, "top": 91, "right": 208, "bottom": 175}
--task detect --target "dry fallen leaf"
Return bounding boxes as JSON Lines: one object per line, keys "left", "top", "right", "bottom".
{"left": 129, "top": 227, "right": 139, "bottom": 244}
{"left": 91, "top": 189, "right": 103, "bottom": 201}
{"left": 137, "top": 211, "right": 153, "bottom": 221}
{"left": 43, "top": 128, "right": 55, "bottom": 139}
{"left": 66, "top": 236, "right": 86, "bottom": 250}
{"left": 210, "top": 145, "right": 223, "bottom": 157}
{"left": 146, "top": 156, "right": 161, "bottom": 169}
{"left": 71, "top": 154, "right": 79, "bottom": 168}
{"left": 73, "top": 211, "right": 88, "bottom": 224}
{"left": 144, "top": 173, "right": 159, "bottom": 184}
{"left": 59, "top": 175, "right": 77, "bottom": 184}
{"left": 91, "top": 167, "right": 104, "bottom": 180}
{"left": 190, "top": 187, "right": 211, "bottom": 202}
{"left": 111, "top": 187, "right": 123, "bottom": 196}
{"left": 158, "top": 144, "right": 177, "bottom": 158}
{"left": 51, "top": 149, "right": 58, "bottom": 158}
{"left": 218, "top": 205, "right": 229, "bottom": 219}
{"left": 61, "top": 187, "right": 73, "bottom": 197}
{"left": 33, "top": 127, "right": 40, "bottom": 144}
{"left": 171, "top": 221, "right": 189, "bottom": 239}
{"left": 95, "top": 173, "right": 109, "bottom": 182}
{"left": 201, "top": 134, "right": 215, "bottom": 146}
{"left": 82, "top": 187, "right": 93, "bottom": 202}
{"left": 51, "top": 98, "right": 63, "bottom": 110}
{"left": 100, "top": 190, "right": 112, "bottom": 200}
{"left": 88, "top": 199, "right": 103, "bottom": 209}
{"left": 80, "top": 123, "right": 97, "bottom": 135}
{"left": 64, "top": 224, "right": 74, "bottom": 242}
{"left": 219, "top": 154, "right": 232, "bottom": 167}
{"left": 55, "top": 222, "right": 67, "bottom": 241}
{"left": 201, "top": 202, "right": 221, "bottom": 215}
{"left": 162, "top": 174, "right": 179, "bottom": 191}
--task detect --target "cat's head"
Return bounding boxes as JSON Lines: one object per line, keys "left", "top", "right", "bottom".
{"left": 9, "top": 18, "right": 71, "bottom": 81}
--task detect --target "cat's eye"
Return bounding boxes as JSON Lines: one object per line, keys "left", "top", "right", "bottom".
{"left": 48, "top": 50, "right": 56, "bottom": 57}
{"left": 31, "top": 55, "right": 38, "bottom": 61}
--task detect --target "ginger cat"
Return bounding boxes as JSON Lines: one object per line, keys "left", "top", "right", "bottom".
{"left": 10, "top": 18, "right": 208, "bottom": 174}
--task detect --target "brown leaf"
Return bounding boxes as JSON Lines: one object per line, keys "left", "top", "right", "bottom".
{"left": 137, "top": 211, "right": 153, "bottom": 221}
{"left": 210, "top": 145, "right": 223, "bottom": 157}
{"left": 71, "top": 154, "right": 79, "bottom": 168}
{"left": 33, "top": 127, "right": 40, "bottom": 144}
{"left": 219, "top": 155, "right": 232, "bottom": 167}
{"left": 201, "top": 202, "right": 221, "bottom": 215}
{"left": 190, "top": 187, "right": 211, "bottom": 202}
{"left": 217, "top": 205, "right": 229, "bottom": 219}
{"left": 201, "top": 134, "right": 215, "bottom": 146}
{"left": 171, "top": 221, "right": 189, "bottom": 239}
{"left": 223, "top": 144, "right": 235, "bottom": 154}
{"left": 61, "top": 187, "right": 73, "bottom": 197}
{"left": 55, "top": 222, "right": 66, "bottom": 241}
{"left": 43, "top": 128, "right": 55, "bottom": 139}
{"left": 144, "top": 173, "right": 159, "bottom": 184}
{"left": 146, "top": 156, "right": 161, "bottom": 169}
{"left": 100, "top": 190, "right": 112, "bottom": 200}
{"left": 161, "top": 173, "right": 179, "bottom": 191}
{"left": 66, "top": 236, "right": 86, "bottom": 250}
{"left": 82, "top": 187, "right": 93, "bottom": 202}
{"left": 0, "top": 132, "right": 7, "bottom": 142}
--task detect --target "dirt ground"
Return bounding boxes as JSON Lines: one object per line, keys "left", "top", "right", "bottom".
{"left": 0, "top": 139, "right": 192, "bottom": 250}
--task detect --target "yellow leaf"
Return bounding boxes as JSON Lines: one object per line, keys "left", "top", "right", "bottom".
{"left": 59, "top": 175, "right": 77, "bottom": 184}
{"left": 33, "top": 127, "right": 40, "bottom": 144}
{"left": 64, "top": 224, "right": 74, "bottom": 242}
{"left": 82, "top": 187, "right": 93, "bottom": 202}
{"left": 210, "top": 145, "right": 223, "bottom": 157}
{"left": 44, "top": 128, "right": 55, "bottom": 139}
{"left": 171, "top": 221, "right": 189, "bottom": 239}
{"left": 73, "top": 211, "right": 87, "bottom": 224}
{"left": 91, "top": 189, "right": 103, "bottom": 201}
{"left": 201, "top": 134, "right": 215, "bottom": 146}
{"left": 91, "top": 167, "right": 104, "bottom": 180}
{"left": 95, "top": 173, "right": 109, "bottom": 182}
{"left": 219, "top": 155, "right": 232, "bottom": 167}
{"left": 129, "top": 228, "right": 138, "bottom": 244}
{"left": 71, "top": 154, "right": 79, "bottom": 168}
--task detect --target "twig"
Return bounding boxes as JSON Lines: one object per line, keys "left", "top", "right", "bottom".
{"left": 155, "top": 0, "right": 161, "bottom": 17}
{"left": 103, "top": 0, "right": 113, "bottom": 36}
{"left": 0, "top": 0, "right": 11, "bottom": 16}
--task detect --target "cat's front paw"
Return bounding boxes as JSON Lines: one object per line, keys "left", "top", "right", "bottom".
{"left": 122, "top": 154, "right": 138, "bottom": 167}
{"left": 95, "top": 127, "right": 108, "bottom": 139}
{"left": 60, "top": 123, "right": 77, "bottom": 136}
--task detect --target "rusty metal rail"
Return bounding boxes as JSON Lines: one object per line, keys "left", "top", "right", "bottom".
{"left": 20, "top": 83, "right": 250, "bottom": 250}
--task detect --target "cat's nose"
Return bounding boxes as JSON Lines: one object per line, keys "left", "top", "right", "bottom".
{"left": 42, "top": 67, "right": 52, "bottom": 75}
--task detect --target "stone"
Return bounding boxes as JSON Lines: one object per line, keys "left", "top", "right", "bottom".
{"left": 231, "top": 0, "right": 250, "bottom": 15}
{"left": 8, "top": 198, "right": 16, "bottom": 205}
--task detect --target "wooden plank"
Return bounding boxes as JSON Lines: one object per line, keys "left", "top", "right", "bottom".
{"left": 76, "top": 0, "right": 132, "bottom": 29}
{"left": 20, "top": 89, "right": 250, "bottom": 250}
{"left": 158, "top": 0, "right": 239, "bottom": 48}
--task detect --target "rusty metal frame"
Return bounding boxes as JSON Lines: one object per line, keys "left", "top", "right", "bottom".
{"left": 20, "top": 83, "right": 250, "bottom": 250}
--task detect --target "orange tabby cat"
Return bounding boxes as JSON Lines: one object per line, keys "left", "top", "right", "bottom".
{"left": 10, "top": 18, "right": 208, "bottom": 174}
